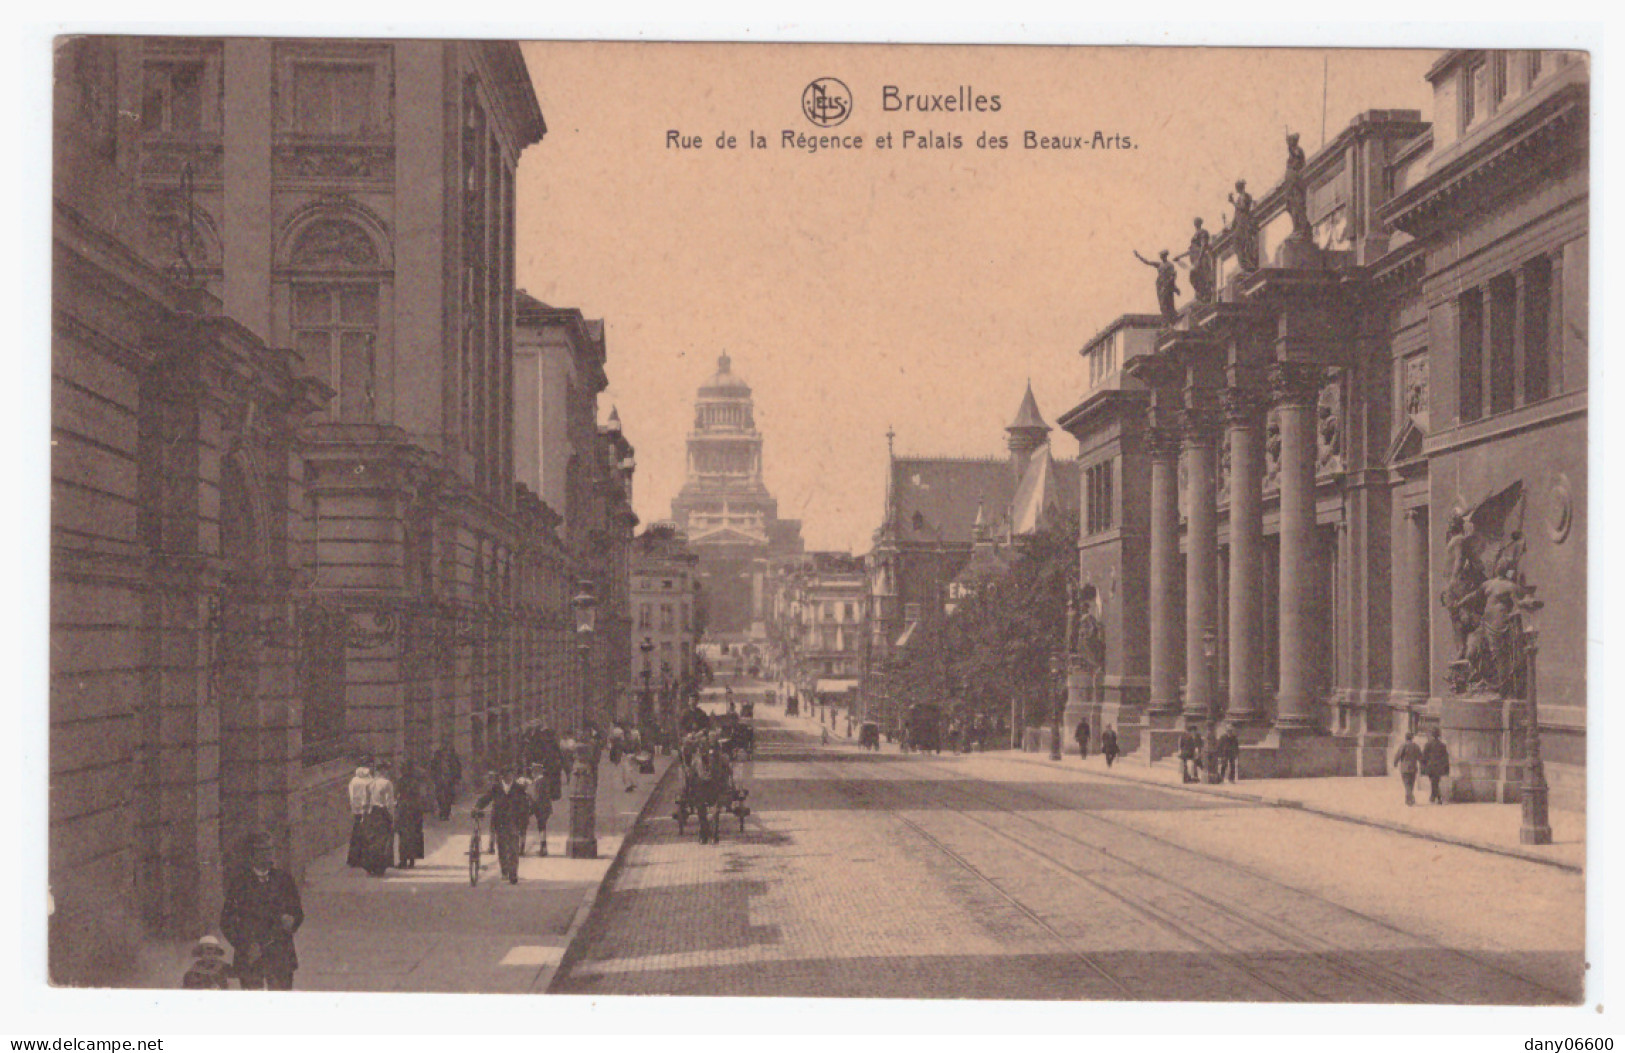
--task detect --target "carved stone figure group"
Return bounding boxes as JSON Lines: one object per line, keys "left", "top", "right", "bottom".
{"left": 1440, "top": 485, "right": 1543, "bottom": 697}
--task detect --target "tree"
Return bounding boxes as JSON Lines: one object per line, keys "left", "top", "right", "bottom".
{"left": 945, "top": 512, "right": 1078, "bottom": 728}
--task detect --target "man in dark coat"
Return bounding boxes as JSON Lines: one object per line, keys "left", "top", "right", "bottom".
{"left": 1178, "top": 727, "right": 1201, "bottom": 783}
{"left": 475, "top": 766, "right": 531, "bottom": 884}
{"left": 221, "top": 832, "right": 304, "bottom": 990}
{"left": 1217, "top": 726, "right": 1240, "bottom": 783}
{"left": 430, "top": 742, "right": 462, "bottom": 822}
{"left": 1100, "top": 726, "right": 1120, "bottom": 767}
{"left": 1420, "top": 728, "right": 1451, "bottom": 804}
{"left": 1074, "top": 719, "right": 1090, "bottom": 760}
{"left": 1394, "top": 732, "right": 1423, "bottom": 806}
{"left": 679, "top": 702, "right": 712, "bottom": 736}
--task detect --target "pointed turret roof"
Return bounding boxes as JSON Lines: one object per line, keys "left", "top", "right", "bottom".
{"left": 1008, "top": 381, "right": 1050, "bottom": 433}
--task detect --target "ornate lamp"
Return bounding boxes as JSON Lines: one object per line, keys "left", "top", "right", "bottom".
{"left": 568, "top": 581, "right": 599, "bottom": 859}
{"left": 1520, "top": 621, "right": 1552, "bottom": 846}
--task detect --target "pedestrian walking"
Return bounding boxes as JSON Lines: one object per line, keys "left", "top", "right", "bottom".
{"left": 345, "top": 763, "right": 371, "bottom": 868}
{"left": 180, "top": 934, "right": 231, "bottom": 989}
{"left": 357, "top": 763, "right": 396, "bottom": 876}
{"left": 474, "top": 766, "right": 531, "bottom": 884}
{"left": 220, "top": 832, "right": 303, "bottom": 990}
{"left": 528, "top": 763, "right": 554, "bottom": 856}
{"left": 429, "top": 741, "right": 462, "bottom": 822}
{"left": 1074, "top": 718, "right": 1090, "bottom": 760}
{"left": 1178, "top": 727, "right": 1201, "bottom": 783}
{"left": 1217, "top": 726, "right": 1240, "bottom": 783}
{"left": 1101, "top": 725, "right": 1119, "bottom": 767}
{"left": 1394, "top": 732, "right": 1422, "bottom": 806}
{"left": 1421, "top": 728, "right": 1451, "bottom": 804}
{"left": 538, "top": 727, "right": 566, "bottom": 807}
{"left": 620, "top": 725, "right": 640, "bottom": 792}
{"left": 395, "top": 760, "right": 427, "bottom": 868}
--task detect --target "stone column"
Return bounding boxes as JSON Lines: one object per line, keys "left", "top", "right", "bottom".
{"left": 1147, "top": 427, "right": 1183, "bottom": 716}
{"left": 1222, "top": 388, "right": 1266, "bottom": 726}
{"left": 1182, "top": 415, "right": 1219, "bottom": 726}
{"left": 1271, "top": 362, "right": 1324, "bottom": 732}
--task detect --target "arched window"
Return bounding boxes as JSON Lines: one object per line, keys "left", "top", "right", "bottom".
{"left": 289, "top": 218, "right": 380, "bottom": 422}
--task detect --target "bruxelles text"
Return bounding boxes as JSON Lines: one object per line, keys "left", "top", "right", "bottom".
{"left": 666, "top": 130, "right": 1134, "bottom": 154}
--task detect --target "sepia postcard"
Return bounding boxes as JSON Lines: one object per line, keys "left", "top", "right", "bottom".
{"left": 37, "top": 31, "right": 1595, "bottom": 1029}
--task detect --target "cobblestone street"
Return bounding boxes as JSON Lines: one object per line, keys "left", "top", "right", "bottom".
{"left": 553, "top": 708, "right": 1583, "bottom": 1003}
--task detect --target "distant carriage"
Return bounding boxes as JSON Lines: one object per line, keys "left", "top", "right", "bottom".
{"left": 904, "top": 703, "right": 942, "bottom": 754}
{"left": 859, "top": 721, "right": 881, "bottom": 751}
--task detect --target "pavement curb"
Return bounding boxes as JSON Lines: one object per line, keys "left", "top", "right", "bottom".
{"left": 538, "top": 755, "right": 680, "bottom": 993}
{"left": 982, "top": 749, "right": 1583, "bottom": 875}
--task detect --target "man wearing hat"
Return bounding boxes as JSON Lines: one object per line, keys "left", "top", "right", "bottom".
{"left": 220, "top": 832, "right": 304, "bottom": 990}
{"left": 474, "top": 766, "right": 531, "bottom": 884}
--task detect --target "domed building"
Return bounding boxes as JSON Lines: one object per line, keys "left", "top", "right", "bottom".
{"left": 671, "top": 354, "right": 804, "bottom": 639}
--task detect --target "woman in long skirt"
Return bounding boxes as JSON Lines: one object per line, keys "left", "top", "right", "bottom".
{"left": 395, "top": 761, "right": 427, "bottom": 868}
{"left": 346, "top": 765, "right": 371, "bottom": 868}
{"left": 361, "top": 764, "right": 396, "bottom": 876}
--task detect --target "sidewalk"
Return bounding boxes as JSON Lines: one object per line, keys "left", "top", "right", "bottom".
{"left": 295, "top": 754, "right": 675, "bottom": 993}
{"left": 131, "top": 754, "right": 674, "bottom": 992}
{"left": 971, "top": 747, "right": 1586, "bottom": 873}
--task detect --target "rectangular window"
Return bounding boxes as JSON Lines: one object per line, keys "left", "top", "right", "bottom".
{"left": 294, "top": 283, "right": 378, "bottom": 422}
{"left": 142, "top": 61, "right": 204, "bottom": 134}
{"left": 1488, "top": 272, "right": 1517, "bottom": 416}
{"left": 1490, "top": 52, "right": 1509, "bottom": 109}
{"left": 1460, "top": 59, "right": 1483, "bottom": 133}
{"left": 1528, "top": 51, "right": 1544, "bottom": 87}
{"left": 1458, "top": 289, "right": 1484, "bottom": 423}
{"left": 1523, "top": 255, "right": 1553, "bottom": 404}
{"left": 293, "top": 62, "right": 374, "bottom": 135}
{"left": 1085, "top": 460, "right": 1115, "bottom": 535}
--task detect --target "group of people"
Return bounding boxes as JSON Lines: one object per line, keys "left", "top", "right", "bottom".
{"left": 182, "top": 832, "right": 305, "bottom": 990}
{"left": 1176, "top": 726, "right": 1241, "bottom": 784}
{"left": 1072, "top": 719, "right": 1122, "bottom": 767}
{"left": 345, "top": 759, "right": 428, "bottom": 876}
{"left": 1394, "top": 728, "right": 1453, "bottom": 806}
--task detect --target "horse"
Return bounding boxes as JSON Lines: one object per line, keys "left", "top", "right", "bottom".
{"left": 677, "top": 737, "right": 734, "bottom": 844}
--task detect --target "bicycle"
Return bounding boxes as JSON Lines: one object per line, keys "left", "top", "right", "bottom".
{"left": 468, "top": 810, "right": 486, "bottom": 887}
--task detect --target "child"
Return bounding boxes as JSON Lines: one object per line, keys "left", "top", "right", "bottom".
{"left": 181, "top": 934, "right": 232, "bottom": 989}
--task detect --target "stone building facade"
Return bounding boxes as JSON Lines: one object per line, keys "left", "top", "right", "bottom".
{"left": 767, "top": 552, "right": 868, "bottom": 709}
{"left": 670, "top": 354, "right": 803, "bottom": 640}
{"left": 1056, "top": 51, "right": 1586, "bottom": 807}
{"left": 864, "top": 389, "right": 1078, "bottom": 729}
{"left": 49, "top": 37, "right": 623, "bottom": 985}
{"left": 629, "top": 523, "right": 703, "bottom": 727}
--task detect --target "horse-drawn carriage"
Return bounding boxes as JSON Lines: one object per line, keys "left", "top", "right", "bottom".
{"left": 859, "top": 721, "right": 881, "bottom": 751}
{"left": 672, "top": 732, "right": 750, "bottom": 843}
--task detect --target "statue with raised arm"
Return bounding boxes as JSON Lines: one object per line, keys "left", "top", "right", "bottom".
{"left": 1283, "top": 133, "right": 1312, "bottom": 241}
{"left": 1227, "top": 179, "right": 1259, "bottom": 272}
{"left": 1174, "top": 217, "right": 1215, "bottom": 303}
{"left": 1133, "top": 248, "right": 1180, "bottom": 324}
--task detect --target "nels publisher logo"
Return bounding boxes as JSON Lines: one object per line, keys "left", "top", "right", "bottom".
{"left": 802, "top": 77, "right": 852, "bottom": 128}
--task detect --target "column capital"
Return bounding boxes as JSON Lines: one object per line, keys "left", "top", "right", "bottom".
{"left": 1219, "top": 386, "right": 1267, "bottom": 427}
{"left": 1268, "top": 361, "right": 1325, "bottom": 407}
{"left": 1146, "top": 426, "right": 1183, "bottom": 459}
{"left": 1179, "top": 408, "right": 1220, "bottom": 446}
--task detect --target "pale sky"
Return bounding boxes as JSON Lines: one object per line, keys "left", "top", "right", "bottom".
{"left": 514, "top": 44, "right": 1440, "bottom": 553}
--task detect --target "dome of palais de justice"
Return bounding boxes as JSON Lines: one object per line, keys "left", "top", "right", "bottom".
{"left": 697, "top": 353, "right": 752, "bottom": 399}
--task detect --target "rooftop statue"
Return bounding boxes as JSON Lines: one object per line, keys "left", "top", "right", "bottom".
{"left": 1133, "top": 248, "right": 1181, "bottom": 325}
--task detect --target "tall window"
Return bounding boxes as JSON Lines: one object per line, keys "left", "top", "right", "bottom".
{"left": 1086, "top": 460, "right": 1115, "bottom": 535}
{"left": 1458, "top": 289, "right": 1484, "bottom": 423}
{"left": 1490, "top": 51, "right": 1509, "bottom": 109}
{"left": 1527, "top": 51, "right": 1544, "bottom": 88}
{"left": 292, "top": 63, "right": 374, "bottom": 135}
{"left": 1523, "top": 255, "right": 1553, "bottom": 403}
{"left": 1488, "top": 273, "right": 1517, "bottom": 416}
{"left": 289, "top": 219, "right": 381, "bottom": 422}
{"left": 1460, "top": 58, "right": 1484, "bottom": 133}
{"left": 142, "top": 61, "right": 204, "bottom": 134}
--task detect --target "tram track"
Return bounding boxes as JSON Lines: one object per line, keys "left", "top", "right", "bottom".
{"left": 793, "top": 744, "right": 1575, "bottom": 1004}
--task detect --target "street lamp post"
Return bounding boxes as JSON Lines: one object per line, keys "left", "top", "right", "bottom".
{"left": 1519, "top": 625, "right": 1552, "bottom": 846}
{"left": 1202, "top": 626, "right": 1220, "bottom": 783}
{"left": 1049, "top": 650, "right": 1065, "bottom": 761}
{"left": 639, "top": 636, "right": 654, "bottom": 726}
{"left": 568, "top": 583, "right": 599, "bottom": 860}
